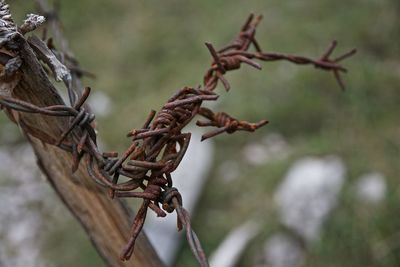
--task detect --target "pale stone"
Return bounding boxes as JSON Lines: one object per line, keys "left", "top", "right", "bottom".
{"left": 264, "top": 233, "right": 304, "bottom": 267}
{"left": 88, "top": 91, "right": 112, "bottom": 117}
{"left": 210, "top": 221, "right": 260, "bottom": 267}
{"left": 355, "top": 172, "right": 386, "bottom": 204}
{"left": 242, "top": 133, "right": 290, "bottom": 166}
{"left": 218, "top": 160, "right": 240, "bottom": 182}
{"left": 274, "top": 156, "right": 346, "bottom": 242}
{"left": 0, "top": 144, "right": 49, "bottom": 267}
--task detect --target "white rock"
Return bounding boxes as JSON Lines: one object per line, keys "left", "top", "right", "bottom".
{"left": 264, "top": 233, "right": 304, "bottom": 267}
{"left": 217, "top": 160, "right": 240, "bottom": 182}
{"left": 210, "top": 221, "right": 260, "bottom": 267}
{"left": 243, "top": 142, "right": 270, "bottom": 165}
{"left": 355, "top": 172, "right": 386, "bottom": 204}
{"left": 274, "top": 156, "right": 346, "bottom": 242}
{"left": 144, "top": 129, "right": 214, "bottom": 266}
{"left": 88, "top": 91, "right": 112, "bottom": 117}
{"left": 261, "top": 133, "right": 290, "bottom": 160}
{"left": 242, "top": 133, "right": 290, "bottom": 166}
{"left": 0, "top": 144, "right": 50, "bottom": 267}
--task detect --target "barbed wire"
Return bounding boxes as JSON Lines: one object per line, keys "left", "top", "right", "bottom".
{"left": 0, "top": 3, "right": 356, "bottom": 266}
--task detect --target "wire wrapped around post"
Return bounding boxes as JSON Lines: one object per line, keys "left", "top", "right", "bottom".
{"left": 0, "top": 4, "right": 356, "bottom": 266}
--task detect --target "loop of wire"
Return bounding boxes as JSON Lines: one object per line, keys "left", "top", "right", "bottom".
{"left": 0, "top": 8, "right": 356, "bottom": 266}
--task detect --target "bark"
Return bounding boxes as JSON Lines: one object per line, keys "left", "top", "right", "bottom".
{"left": 1, "top": 16, "right": 164, "bottom": 267}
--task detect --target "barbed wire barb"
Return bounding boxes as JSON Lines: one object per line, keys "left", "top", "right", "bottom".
{"left": 0, "top": 2, "right": 356, "bottom": 265}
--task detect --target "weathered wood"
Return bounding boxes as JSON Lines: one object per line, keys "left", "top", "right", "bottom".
{"left": 1, "top": 11, "right": 164, "bottom": 267}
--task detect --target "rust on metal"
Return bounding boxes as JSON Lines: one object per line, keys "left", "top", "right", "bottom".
{"left": 0, "top": 6, "right": 356, "bottom": 267}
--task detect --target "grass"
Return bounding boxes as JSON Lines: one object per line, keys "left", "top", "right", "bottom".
{"left": 6, "top": 0, "right": 400, "bottom": 266}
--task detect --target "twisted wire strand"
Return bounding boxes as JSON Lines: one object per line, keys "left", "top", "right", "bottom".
{"left": 0, "top": 9, "right": 356, "bottom": 266}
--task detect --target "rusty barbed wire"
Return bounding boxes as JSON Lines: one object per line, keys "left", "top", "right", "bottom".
{"left": 0, "top": 4, "right": 356, "bottom": 266}
{"left": 203, "top": 14, "right": 356, "bottom": 91}
{"left": 196, "top": 107, "right": 269, "bottom": 141}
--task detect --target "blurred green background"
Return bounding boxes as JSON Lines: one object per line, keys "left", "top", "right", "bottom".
{"left": 4, "top": 0, "right": 400, "bottom": 266}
